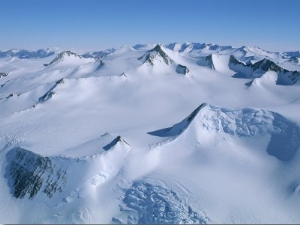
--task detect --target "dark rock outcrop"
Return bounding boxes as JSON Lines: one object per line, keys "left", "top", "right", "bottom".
{"left": 0, "top": 72, "right": 8, "bottom": 78}
{"left": 176, "top": 64, "right": 190, "bottom": 75}
{"left": 197, "top": 54, "right": 215, "bottom": 69}
{"left": 5, "top": 147, "right": 67, "bottom": 199}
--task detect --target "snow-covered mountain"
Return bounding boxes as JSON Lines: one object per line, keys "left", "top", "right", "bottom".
{"left": 137, "top": 44, "right": 191, "bottom": 75}
{"left": 0, "top": 42, "right": 300, "bottom": 224}
{"left": 0, "top": 49, "right": 55, "bottom": 59}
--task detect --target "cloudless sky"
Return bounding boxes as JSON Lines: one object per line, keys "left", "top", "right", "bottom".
{"left": 1, "top": 0, "right": 299, "bottom": 52}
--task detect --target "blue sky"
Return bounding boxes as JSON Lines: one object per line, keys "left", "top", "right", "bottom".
{"left": 1, "top": 0, "right": 299, "bottom": 51}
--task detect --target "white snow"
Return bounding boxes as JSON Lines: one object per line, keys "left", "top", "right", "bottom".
{"left": 0, "top": 43, "right": 300, "bottom": 224}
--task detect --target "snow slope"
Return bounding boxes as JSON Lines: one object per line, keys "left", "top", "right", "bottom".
{"left": 0, "top": 43, "right": 300, "bottom": 224}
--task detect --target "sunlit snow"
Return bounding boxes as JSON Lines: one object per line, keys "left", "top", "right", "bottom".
{"left": 0, "top": 43, "right": 300, "bottom": 224}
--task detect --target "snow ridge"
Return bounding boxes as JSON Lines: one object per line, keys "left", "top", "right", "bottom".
{"left": 229, "top": 55, "right": 300, "bottom": 84}
{"left": 44, "top": 51, "right": 83, "bottom": 66}
{"left": 150, "top": 103, "right": 300, "bottom": 161}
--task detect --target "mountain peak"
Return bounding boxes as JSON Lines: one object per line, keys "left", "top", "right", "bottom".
{"left": 148, "top": 103, "right": 208, "bottom": 137}
{"left": 43, "top": 50, "right": 97, "bottom": 67}
{"left": 56, "top": 50, "right": 81, "bottom": 60}
{"left": 149, "top": 103, "right": 300, "bottom": 161}
{"left": 152, "top": 44, "right": 163, "bottom": 52}
{"left": 139, "top": 44, "right": 173, "bottom": 66}
{"left": 251, "top": 58, "right": 282, "bottom": 72}
{"left": 44, "top": 50, "right": 81, "bottom": 66}
{"left": 103, "top": 136, "right": 131, "bottom": 151}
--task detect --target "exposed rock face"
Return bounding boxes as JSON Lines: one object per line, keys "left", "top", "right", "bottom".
{"left": 251, "top": 58, "right": 282, "bottom": 73}
{"left": 4, "top": 134, "right": 130, "bottom": 200}
{"left": 5, "top": 147, "right": 66, "bottom": 199}
{"left": 276, "top": 70, "right": 300, "bottom": 85}
{"left": 288, "top": 56, "right": 299, "bottom": 64}
{"left": 0, "top": 72, "right": 8, "bottom": 78}
{"left": 138, "top": 44, "right": 173, "bottom": 66}
{"left": 176, "top": 64, "right": 190, "bottom": 75}
{"left": 5, "top": 93, "right": 21, "bottom": 100}
{"left": 38, "top": 78, "right": 65, "bottom": 103}
{"left": 44, "top": 51, "right": 81, "bottom": 66}
{"left": 39, "top": 91, "right": 56, "bottom": 103}
{"left": 229, "top": 55, "right": 300, "bottom": 84}
{"left": 103, "top": 136, "right": 131, "bottom": 151}
{"left": 229, "top": 56, "right": 282, "bottom": 78}
{"left": 197, "top": 54, "right": 215, "bottom": 69}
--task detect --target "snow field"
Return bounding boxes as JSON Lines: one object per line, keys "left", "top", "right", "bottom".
{"left": 0, "top": 43, "right": 300, "bottom": 223}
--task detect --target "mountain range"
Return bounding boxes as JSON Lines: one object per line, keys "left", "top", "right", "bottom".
{"left": 0, "top": 42, "right": 300, "bottom": 224}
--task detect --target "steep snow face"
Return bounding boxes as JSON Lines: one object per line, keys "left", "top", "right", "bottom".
{"left": 197, "top": 54, "right": 233, "bottom": 73}
{"left": 150, "top": 103, "right": 300, "bottom": 161}
{"left": 209, "top": 54, "right": 232, "bottom": 73}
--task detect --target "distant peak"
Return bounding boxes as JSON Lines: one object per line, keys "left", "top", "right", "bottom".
{"left": 58, "top": 50, "right": 80, "bottom": 58}
{"left": 152, "top": 44, "right": 163, "bottom": 52}
{"left": 252, "top": 58, "right": 282, "bottom": 72}
{"left": 139, "top": 44, "right": 173, "bottom": 66}
{"left": 0, "top": 48, "right": 55, "bottom": 59}
{"left": 44, "top": 50, "right": 82, "bottom": 66}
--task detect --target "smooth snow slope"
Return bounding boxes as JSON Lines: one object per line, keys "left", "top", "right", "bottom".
{"left": 0, "top": 43, "right": 300, "bottom": 224}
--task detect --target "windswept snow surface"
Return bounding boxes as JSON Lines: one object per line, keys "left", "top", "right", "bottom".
{"left": 0, "top": 43, "right": 300, "bottom": 224}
